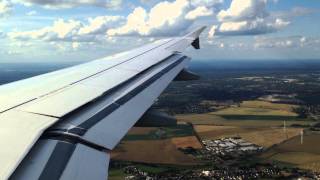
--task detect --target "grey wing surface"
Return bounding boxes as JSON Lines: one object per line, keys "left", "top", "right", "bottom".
{"left": 0, "top": 27, "right": 205, "bottom": 180}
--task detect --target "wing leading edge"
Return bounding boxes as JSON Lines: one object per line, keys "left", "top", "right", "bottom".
{"left": 0, "top": 27, "right": 205, "bottom": 180}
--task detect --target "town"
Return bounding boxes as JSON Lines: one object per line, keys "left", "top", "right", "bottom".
{"left": 111, "top": 137, "right": 320, "bottom": 179}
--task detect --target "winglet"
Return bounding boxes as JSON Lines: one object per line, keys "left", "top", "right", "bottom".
{"left": 165, "top": 26, "right": 206, "bottom": 52}
{"left": 186, "top": 26, "right": 206, "bottom": 49}
{"left": 191, "top": 38, "right": 200, "bottom": 49}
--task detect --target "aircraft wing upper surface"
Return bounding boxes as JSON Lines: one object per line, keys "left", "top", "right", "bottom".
{"left": 0, "top": 27, "right": 205, "bottom": 180}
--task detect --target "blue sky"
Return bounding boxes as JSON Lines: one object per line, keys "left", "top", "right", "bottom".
{"left": 0, "top": 0, "right": 319, "bottom": 62}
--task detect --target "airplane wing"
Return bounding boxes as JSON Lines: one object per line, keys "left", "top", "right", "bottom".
{"left": 0, "top": 27, "right": 205, "bottom": 180}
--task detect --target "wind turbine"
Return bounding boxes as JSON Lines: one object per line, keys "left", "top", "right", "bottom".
{"left": 300, "top": 130, "right": 304, "bottom": 145}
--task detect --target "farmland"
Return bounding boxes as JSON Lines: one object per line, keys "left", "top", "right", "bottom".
{"left": 260, "top": 132, "right": 320, "bottom": 172}
{"left": 111, "top": 125, "right": 202, "bottom": 165}
{"left": 111, "top": 138, "right": 200, "bottom": 165}
{"left": 176, "top": 99, "right": 313, "bottom": 127}
{"left": 110, "top": 100, "right": 317, "bottom": 175}
{"left": 108, "top": 65, "right": 320, "bottom": 178}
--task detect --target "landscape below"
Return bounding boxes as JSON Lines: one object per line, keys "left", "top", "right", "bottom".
{"left": 109, "top": 60, "right": 320, "bottom": 179}
{"left": 1, "top": 60, "right": 320, "bottom": 179}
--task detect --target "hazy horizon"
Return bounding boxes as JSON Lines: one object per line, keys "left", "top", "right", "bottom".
{"left": 1, "top": 0, "right": 320, "bottom": 62}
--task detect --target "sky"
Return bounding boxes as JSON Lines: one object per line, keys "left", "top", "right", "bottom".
{"left": 0, "top": 0, "right": 319, "bottom": 62}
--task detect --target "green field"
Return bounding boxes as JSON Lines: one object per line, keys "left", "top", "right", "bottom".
{"left": 123, "top": 124, "right": 194, "bottom": 141}
{"left": 109, "top": 163, "right": 204, "bottom": 179}
{"left": 112, "top": 100, "right": 318, "bottom": 174}
{"left": 176, "top": 100, "right": 313, "bottom": 127}
{"left": 108, "top": 169, "right": 127, "bottom": 180}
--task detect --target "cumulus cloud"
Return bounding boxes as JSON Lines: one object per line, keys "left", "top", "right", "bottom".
{"left": 78, "top": 16, "right": 123, "bottom": 35}
{"left": 8, "top": 0, "right": 222, "bottom": 42}
{"left": 11, "top": 0, "right": 217, "bottom": 41}
{"left": 209, "top": 0, "right": 290, "bottom": 37}
{"left": 254, "top": 36, "right": 320, "bottom": 49}
{"left": 217, "top": 0, "right": 268, "bottom": 22}
{"left": 8, "top": 16, "right": 122, "bottom": 42}
{"left": 9, "top": 19, "right": 82, "bottom": 41}
{"left": 26, "top": 10, "right": 37, "bottom": 16}
{"left": 190, "top": 0, "right": 223, "bottom": 8}
{"left": 107, "top": 0, "right": 191, "bottom": 36}
{"left": 72, "top": 42, "right": 80, "bottom": 50}
{"left": 273, "top": 6, "right": 316, "bottom": 19}
{"left": 0, "top": 0, "right": 12, "bottom": 17}
{"left": 185, "top": 6, "right": 213, "bottom": 20}
{"left": 0, "top": 31, "right": 6, "bottom": 38}
{"left": 12, "top": 0, "right": 223, "bottom": 43}
{"left": 208, "top": 25, "right": 217, "bottom": 38}
{"left": 106, "top": 0, "right": 223, "bottom": 37}
{"left": 13, "top": 0, "right": 122, "bottom": 9}
{"left": 212, "top": 18, "right": 290, "bottom": 36}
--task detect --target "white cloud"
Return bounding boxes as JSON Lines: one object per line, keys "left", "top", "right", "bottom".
{"left": 72, "top": 42, "right": 80, "bottom": 50}
{"left": 274, "top": 18, "right": 290, "bottom": 28}
{"left": 107, "top": 0, "right": 191, "bottom": 36}
{"left": 0, "top": 0, "right": 12, "bottom": 17}
{"left": 8, "top": 18, "right": 83, "bottom": 41}
{"left": 7, "top": 50, "right": 21, "bottom": 55}
{"left": 254, "top": 36, "right": 320, "bottom": 49}
{"left": 219, "top": 21, "right": 248, "bottom": 32}
{"left": 185, "top": 6, "right": 213, "bottom": 20}
{"left": 78, "top": 16, "right": 123, "bottom": 35}
{"left": 52, "top": 19, "right": 82, "bottom": 39}
{"left": 217, "top": 0, "right": 268, "bottom": 22}
{"left": 106, "top": 0, "right": 222, "bottom": 37}
{"left": 211, "top": 18, "right": 290, "bottom": 36}
{"left": 300, "top": 36, "right": 306, "bottom": 43}
{"left": 13, "top": 0, "right": 122, "bottom": 9}
{"left": 0, "top": 31, "right": 5, "bottom": 38}
{"left": 23, "top": 19, "right": 81, "bottom": 40}
{"left": 8, "top": 15, "right": 123, "bottom": 42}
{"left": 273, "top": 6, "right": 315, "bottom": 19}
{"left": 208, "top": 25, "right": 217, "bottom": 38}
{"left": 9, "top": 0, "right": 220, "bottom": 41}
{"left": 26, "top": 10, "right": 37, "bottom": 16}
{"left": 190, "top": 0, "right": 223, "bottom": 8}
{"left": 209, "top": 0, "right": 290, "bottom": 37}
{"left": 4, "top": 0, "right": 219, "bottom": 55}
